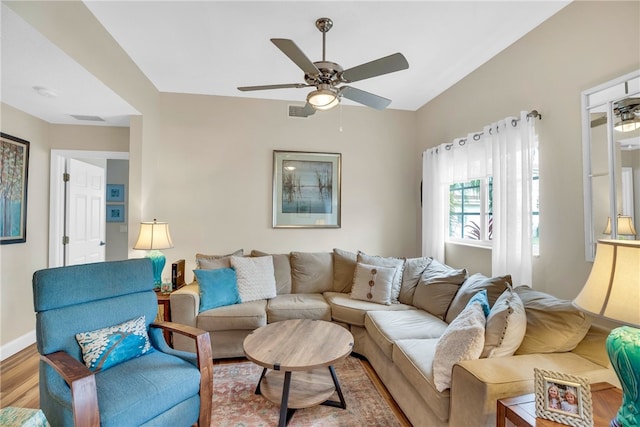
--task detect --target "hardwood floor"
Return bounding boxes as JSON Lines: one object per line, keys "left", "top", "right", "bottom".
{"left": 1, "top": 345, "right": 411, "bottom": 426}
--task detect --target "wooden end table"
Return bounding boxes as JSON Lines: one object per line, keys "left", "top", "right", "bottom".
{"left": 243, "top": 319, "right": 354, "bottom": 427}
{"left": 497, "top": 382, "right": 621, "bottom": 427}
{"left": 155, "top": 290, "right": 172, "bottom": 345}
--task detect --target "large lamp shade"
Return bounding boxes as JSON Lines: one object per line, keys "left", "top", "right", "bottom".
{"left": 133, "top": 220, "right": 173, "bottom": 287}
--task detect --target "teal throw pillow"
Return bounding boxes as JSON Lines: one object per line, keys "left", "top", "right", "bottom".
{"left": 194, "top": 267, "right": 241, "bottom": 312}
{"left": 76, "top": 315, "right": 153, "bottom": 372}
{"left": 466, "top": 289, "right": 490, "bottom": 317}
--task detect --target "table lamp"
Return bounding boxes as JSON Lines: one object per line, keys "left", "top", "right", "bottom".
{"left": 603, "top": 215, "right": 637, "bottom": 239}
{"left": 573, "top": 239, "right": 640, "bottom": 427}
{"left": 133, "top": 219, "right": 174, "bottom": 287}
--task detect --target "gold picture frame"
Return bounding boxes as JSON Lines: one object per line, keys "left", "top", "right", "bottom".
{"left": 534, "top": 368, "right": 593, "bottom": 427}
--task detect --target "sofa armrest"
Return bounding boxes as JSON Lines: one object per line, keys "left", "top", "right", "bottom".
{"left": 41, "top": 351, "right": 99, "bottom": 427}
{"left": 170, "top": 283, "right": 200, "bottom": 352}
{"left": 448, "top": 352, "right": 619, "bottom": 427}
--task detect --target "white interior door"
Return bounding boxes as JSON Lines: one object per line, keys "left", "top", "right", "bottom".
{"left": 66, "top": 158, "right": 106, "bottom": 265}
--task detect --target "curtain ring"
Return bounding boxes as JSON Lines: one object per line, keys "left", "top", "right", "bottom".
{"left": 488, "top": 128, "right": 493, "bottom": 135}
{"left": 473, "top": 133, "right": 482, "bottom": 141}
{"left": 511, "top": 118, "right": 519, "bottom": 127}
{"left": 458, "top": 138, "right": 466, "bottom": 146}
{"left": 445, "top": 144, "right": 452, "bottom": 151}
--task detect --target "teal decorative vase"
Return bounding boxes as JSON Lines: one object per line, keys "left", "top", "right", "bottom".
{"left": 147, "top": 250, "right": 166, "bottom": 288}
{"left": 606, "top": 326, "right": 640, "bottom": 427}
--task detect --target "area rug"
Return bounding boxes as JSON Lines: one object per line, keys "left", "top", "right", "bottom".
{"left": 211, "top": 356, "right": 405, "bottom": 426}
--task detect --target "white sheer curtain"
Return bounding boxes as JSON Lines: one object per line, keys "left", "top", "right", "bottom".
{"left": 491, "top": 111, "right": 538, "bottom": 286}
{"left": 421, "top": 111, "right": 538, "bottom": 285}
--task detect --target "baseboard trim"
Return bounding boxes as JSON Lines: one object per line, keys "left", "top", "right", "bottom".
{"left": 1, "top": 330, "right": 36, "bottom": 361}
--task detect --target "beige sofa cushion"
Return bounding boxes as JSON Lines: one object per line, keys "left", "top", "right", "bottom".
{"left": 333, "top": 248, "right": 357, "bottom": 293}
{"left": 393, "top": 339, "right": 450, "bottom": 422}
{"left": 482, "top": 287, "right": 527, "bottom": 358}
{"left": 365, "top": 310, "right": 447, "bottom": 359}
{"left": 251, "top": 250, "right": 292, "bottom": 294}
{"left": 266, "top": 294, "right": 331, "bottom": 322}
{"left": 197, "top": 299, "right": 267, "bottom": 331}
{"left": 324, "top": 291, "right": 415, "bottom": 327}
{"left": 413, "top": 259, "right": 467, "bottom": 320}
{"left": 290, "top": 251, "right": 334, "bottom": 293}
{"left": 357, "top": 251, "right": 405, "bottom": 304}
{"left": 195, "top": 249, "right": 243, "bottom": 270}
{"left": 445, "top": 273, "right": 511, "bottom": 323}
{"left": 398, "top": 256, "right": 433, "bottom": 305}
{"left": 514, "top": 286, "right": 592, "bottom": 354}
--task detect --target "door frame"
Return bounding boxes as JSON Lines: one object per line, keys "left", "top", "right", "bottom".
{"left": 49, "top": 150, "right": 129, "bottom": 267}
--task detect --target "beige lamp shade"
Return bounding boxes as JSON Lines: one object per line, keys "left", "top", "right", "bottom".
{"left": 573, "top": 239, "right": 640, "bottom": 327}
{"left": 133, "top": 220, "right": 174, "bottom": 250}
{"left": 603, "top": 215, "right": 637, "bottom": 236}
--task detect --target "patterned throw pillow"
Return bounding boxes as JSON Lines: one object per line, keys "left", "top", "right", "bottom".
{"left": 230, "top": 255, "right": 277, "bottom": 303}
{"left": 76, "top": 315, "right": 152, "bottom": 372}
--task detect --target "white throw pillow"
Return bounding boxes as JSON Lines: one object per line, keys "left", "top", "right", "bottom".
{"left": 432, "top": 300, "right": 486, "bottom": 392}
{"left": 482, "top": 287, "right": 527, "bottom": 358}
{"left": 230, "top": 256, "right": 277, "bottom": 303}
{"left": 357, "top": 251, "right": 405, "bottom": 304}
{"left": 350, "top": 262, "right": 396, "bottom": 305}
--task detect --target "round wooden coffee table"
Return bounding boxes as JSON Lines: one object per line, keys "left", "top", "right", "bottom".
{"left": 243, "top": 319, "right": 354, "bottom": 427}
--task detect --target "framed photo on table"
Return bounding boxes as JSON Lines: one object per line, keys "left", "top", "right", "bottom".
{"left": 272, "top": 150, "right": 341, "bottom": 228}
{"left": 0, "top": 133, "right": 30, "bottom": 245}
{"left": 534, "top": 368, "right": 593, "bottom": 427}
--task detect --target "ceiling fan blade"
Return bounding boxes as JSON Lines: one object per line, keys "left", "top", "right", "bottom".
{"left": 271, "top": 38, "right": 320, "bottom": 76}
{"left": 238, "top": 83, "right": 309, "bottom": 92}
{"left": 340, "top": 86, "right": 391, "bottom": 110}
{"left": 342, "top": 53, "right": 409, "bottom": 83}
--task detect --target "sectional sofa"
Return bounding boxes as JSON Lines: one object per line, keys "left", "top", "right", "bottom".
{"left": 170, "top": 249, "right": 619, "bottom": 427}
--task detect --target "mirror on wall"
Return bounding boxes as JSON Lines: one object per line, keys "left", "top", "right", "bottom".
{"left": 582, "top": 70, "right": 640, "bottom": 261}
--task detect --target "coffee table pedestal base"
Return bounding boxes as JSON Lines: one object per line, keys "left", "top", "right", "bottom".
{"left": 256, "top": 366, "right": 347, "bottom": 426}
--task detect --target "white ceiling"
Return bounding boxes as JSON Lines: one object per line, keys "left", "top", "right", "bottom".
{"left": 1, "top": 1, "right": 571, "bottom": 127}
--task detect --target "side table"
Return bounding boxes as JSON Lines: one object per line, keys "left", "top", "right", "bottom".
{"left": 497, "top": 382, "right": 621, "bottom": 427}
{"left": 155, "top": 291, "right": 172, "bottom": 345}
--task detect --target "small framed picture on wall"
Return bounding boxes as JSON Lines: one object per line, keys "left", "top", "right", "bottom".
{"left": 106, "top": 184, "right": 125, "bottom": 203}
{"left": 106, "top": 205, "right": 125, "bottom": 223}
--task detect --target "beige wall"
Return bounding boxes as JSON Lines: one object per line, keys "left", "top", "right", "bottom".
{"left": 146, "top": 93, "right": 419, "bottom": 281}
{"left": 416, "top": 1, "right": 640, "bottom": 298}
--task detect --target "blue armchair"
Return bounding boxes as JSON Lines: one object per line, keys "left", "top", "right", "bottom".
{"left": 32, "top": 259, "right": 213, "bottom": 426}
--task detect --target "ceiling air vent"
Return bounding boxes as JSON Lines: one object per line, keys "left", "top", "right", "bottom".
{"left": 70, "top": 114, "right": 105, "bottom": 122}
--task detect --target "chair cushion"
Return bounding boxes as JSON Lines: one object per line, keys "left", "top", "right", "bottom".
{"left": 350, "top": 262, "right": 396, "bottom": 305}
{"left": 324, "top": 292, "right": 415, "bottom": 327}
{"left": 365, "top": 310, "right": 447, "bottom": 359}
{"left": 194, "top": 268, "right": 241, "bottom": 311}
{"left": 43, "top": 350, "right": 201, "bottom": 427}
{"left": 266, "top": 294, "right": 331, "bottom": 322}
{"left": 76, "top": 315, "right": 152, "bottom": 372}
{"left": 197, "top": 299, "right": 267, "bottom": 331}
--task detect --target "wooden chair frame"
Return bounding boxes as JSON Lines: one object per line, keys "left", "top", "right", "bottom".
{"left": 41, "top": 322, "right": 213, "bottom": 427}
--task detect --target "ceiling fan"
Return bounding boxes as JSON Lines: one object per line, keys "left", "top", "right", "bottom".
{"left": 238, "top": 17, "right": 409, "bottom": 115}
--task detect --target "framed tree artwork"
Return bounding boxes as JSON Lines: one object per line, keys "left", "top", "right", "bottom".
{"left": 0, "top": 133, "right": 30, "bottom": 244}
{"left": 272, "top": 150, "right": 341, "bottom": 228}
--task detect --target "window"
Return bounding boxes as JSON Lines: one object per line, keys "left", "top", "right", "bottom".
{"left": 448, "top": 178, "right": 492, "bottom": 244}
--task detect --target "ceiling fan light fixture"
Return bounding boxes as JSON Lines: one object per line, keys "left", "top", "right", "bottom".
{"left": 307, "top": 86, "right": 340, "bottom": 111}
{"left": 614, "top": 112, "right": 640, "bottom": 132}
